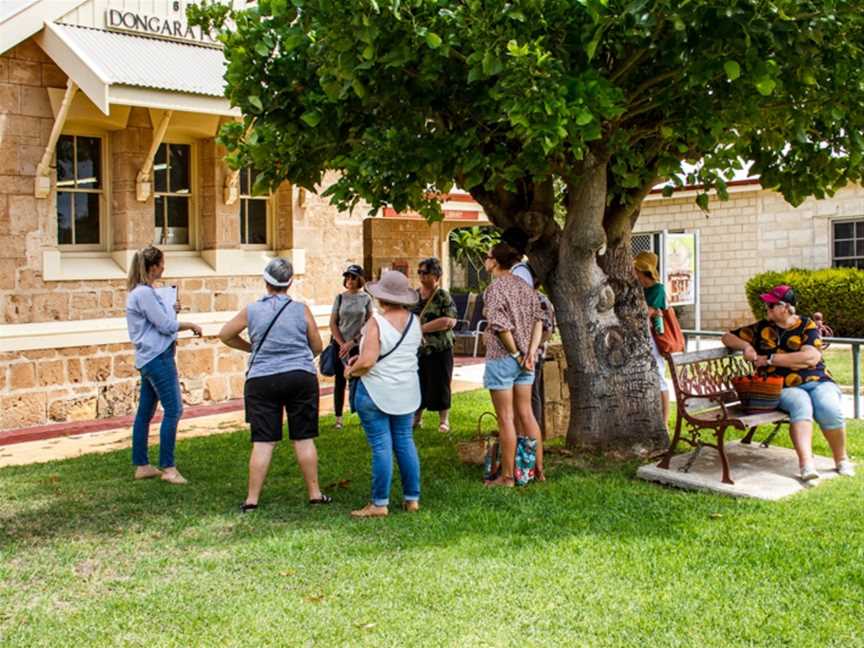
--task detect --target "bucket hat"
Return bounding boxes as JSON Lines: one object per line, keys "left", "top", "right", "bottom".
{"left": 366, "top": 270, "right": 418, "bottom": 307}
{"left": 634, "top": 251, "right": 660, "bottom": 282}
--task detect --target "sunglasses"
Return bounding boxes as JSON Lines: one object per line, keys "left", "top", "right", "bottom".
{"left": 485, "top": 255, "right": 495, "bottom": 261}
{"left": 417, "top": 269, "right": 431, "bottom": 276}
{"left": 766, "top": 302, "right": 783, "bottom": 310}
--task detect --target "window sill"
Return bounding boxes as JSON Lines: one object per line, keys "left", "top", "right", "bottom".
{"left": 42, "top": 249, "right": 306, "bottom": 282}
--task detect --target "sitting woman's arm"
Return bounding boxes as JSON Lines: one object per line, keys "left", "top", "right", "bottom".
{"left": 754, "top": 346, "right": 821, "bottom": 370}
{"left": 219, "top": 307, "right": 251, "bottom": 352}
{"left": 721, "top": 332, "right": 758, "bottom": 361}
{"left": 346, "top": 318, "right": 380, "bottom": 378}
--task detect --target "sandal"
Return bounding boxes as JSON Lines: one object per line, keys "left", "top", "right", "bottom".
{"left": 402, "top": 500, "right": 420, "bottom": 513}
{"left": 239, "top": 502, "right": 258, "bottom": 513}
{"left": 350, "top": 504, "right": 389, "bottom": 518}
{"left": 309, "top": 494, "right": 333, "bottom": 505}
{"left": 535, "top": 468, "right": 546, "bottom": 482}
{"left": 484, "top": 475, "right": 515, "bottom": 488}
{"left": 438, "top": 423, "right": 450, "bottom": 434}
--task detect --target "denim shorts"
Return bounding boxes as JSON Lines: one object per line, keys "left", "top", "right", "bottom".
{"left": 484, "top": 356, "right": 535, "bottom": 391}
{"left": 778, "top": 380, "right": 845, "bottom": 430}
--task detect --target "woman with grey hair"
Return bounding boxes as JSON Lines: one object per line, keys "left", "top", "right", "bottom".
{"left": 413, "top": 257, "right": 458, "bottom": 433}
{"left": 220, "top": 258, "right": 332, "bottom": 512}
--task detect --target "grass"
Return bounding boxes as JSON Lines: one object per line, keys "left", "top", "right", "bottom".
{"left": 1, "top": 390, "right": 863, "bottom": 647}
{"left": 823, "top": 345, "right": 862, "bottom": 389}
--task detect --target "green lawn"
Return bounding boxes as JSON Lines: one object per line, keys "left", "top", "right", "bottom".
{"left": 823, "top": 345, "right": 862, "bottom": 389}
{"left": 1, "top": 391, "right": 863, "bottom": 647}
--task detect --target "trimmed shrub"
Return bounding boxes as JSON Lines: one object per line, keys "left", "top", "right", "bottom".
{"left": 745, "top": 268, "right": 864, "bottom": 338}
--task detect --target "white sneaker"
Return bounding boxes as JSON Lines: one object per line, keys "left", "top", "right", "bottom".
{"left": 800, "top": 463, "right": 819, "bottom": 481}
{"left": 836, "top": 459, "right": 856, "bottom": 477}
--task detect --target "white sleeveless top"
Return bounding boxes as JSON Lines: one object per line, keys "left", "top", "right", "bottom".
{"left": 361, "top": 312, "right": 422, "bottom": 415}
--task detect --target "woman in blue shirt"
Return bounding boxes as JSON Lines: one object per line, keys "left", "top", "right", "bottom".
{"left": 126, "top": 246, "right": 202, "bottom": 484}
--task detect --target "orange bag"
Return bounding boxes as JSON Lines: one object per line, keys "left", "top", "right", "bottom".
{"left": 653, "top": 307, "right": 685, "bottom": 354}
{"left": 732, "top": 374, "right": 784, "bottom": 413}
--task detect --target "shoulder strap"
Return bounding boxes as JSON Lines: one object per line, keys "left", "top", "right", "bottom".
{"left": 418, "top": 288, "right": 440, "bottom": 321}
{"left": 247, "top": 299, "right": 293, "bottom": 374}
{"left": 378, "top": 313, "right": 415, "bottom": 362}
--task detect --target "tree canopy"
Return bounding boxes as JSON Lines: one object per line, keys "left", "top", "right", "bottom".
{"left": 194, "top": 0, "right": 864, "bottom": 235}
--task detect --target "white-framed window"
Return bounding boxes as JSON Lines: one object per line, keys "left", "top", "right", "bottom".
{"left": 154, "top": 142, "right": 193, "bottom": 247}
{"left": 56, "top": 134, "right": 104, "bottom": 249}
{"left": 832, "top": 219, "right": 864, "bottom": 269}
{"left": 239, "top": 167, "right": 269, "bottom": 247}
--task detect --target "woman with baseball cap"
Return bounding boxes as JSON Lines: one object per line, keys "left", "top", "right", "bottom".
{"left": 329, "top": 264, "right": 372, "bottom": 430}
{"left": 344, "top": 270, "right": 422, "bottom": 517}
{"left": 721, "top": 284, "right": 854, "bottom": 480}
{"left": 219, "top": 258, "right": 332, "bottom": 512}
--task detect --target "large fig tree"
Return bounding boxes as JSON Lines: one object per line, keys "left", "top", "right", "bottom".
{"left": 193, "top": 0, "right": 864, "bottom": 454}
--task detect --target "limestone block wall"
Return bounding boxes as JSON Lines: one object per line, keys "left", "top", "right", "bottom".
{"left": 637, "top": 183, "right": 863, "bottom": 331}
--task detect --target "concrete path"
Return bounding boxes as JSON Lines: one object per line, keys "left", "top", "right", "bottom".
{"left": 0, "top": 361, "right": 487, "bottom": 469}
{"left": 637, "top": 442, "right": 843, "bottom": 500}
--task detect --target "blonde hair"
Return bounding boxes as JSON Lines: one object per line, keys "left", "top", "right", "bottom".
{"left": 127, "top": 246, "right": 163, "bottom": 291}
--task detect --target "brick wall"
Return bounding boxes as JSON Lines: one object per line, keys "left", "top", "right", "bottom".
{"left": 636, "top": 183, "right": 863, "bottom": 331}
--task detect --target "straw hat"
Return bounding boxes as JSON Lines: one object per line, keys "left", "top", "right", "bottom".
{"left": 633, "top": 251, "right": 660, "bottom": 282}
{"left": 366, "top": 270, "right": 418, "bottom": 307}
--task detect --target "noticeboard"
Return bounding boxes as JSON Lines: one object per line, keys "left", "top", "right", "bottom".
{"left": 664, "top": 232, "right": 697, "bottom": 306}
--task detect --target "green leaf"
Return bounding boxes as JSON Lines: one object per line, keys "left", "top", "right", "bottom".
{"left": 660, "top": 126, "right": 675, "bottom": 139}
{"left": 362, "top": 44, "right": 375, "bottom": 60}
{"left": 352, "top": 79, "right": 367, "bottom": 98}
{"left": 300, "top": 110, "right": 322, "bottom": 127}
{"left": 723, "top": 60, "right": 741, "bottom": 81}
{"left": 802, "top": 70, "right": 817, "bottom": 85}
{"left": 255, "top": 42, "right": 270, "bottom": 57}
{"left": 425, "top": 32, "right": 442, "bottom": 49}
{"left": 755, "top": 78, "right": 776, "bottom": 96}
{"left": 248, "top": 95, "right": 263, "bottom": 112}
{"left": 575, "top": 110, "right": 593, "bottom": 126}
{"left": 696, "top": 193, "right": 709, "bottom": 211}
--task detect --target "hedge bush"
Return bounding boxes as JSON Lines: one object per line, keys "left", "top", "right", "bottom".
{"left": 745, "top": 268, "right": 864, "bottom": 338}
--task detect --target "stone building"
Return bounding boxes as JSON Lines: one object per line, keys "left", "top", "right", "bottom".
{"left": 636, "top": 180, "right": 864, "bottom": 331}
{"left": 0, "top": 1, "right": 366, "bottom": 431}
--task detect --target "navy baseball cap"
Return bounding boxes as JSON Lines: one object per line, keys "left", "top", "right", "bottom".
{"left": 342, "top": 264, "right": 364, "bottom": 278}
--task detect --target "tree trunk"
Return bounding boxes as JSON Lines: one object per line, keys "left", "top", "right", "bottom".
{"left": 543, "top": 163, "right": 668, "bottom": 456}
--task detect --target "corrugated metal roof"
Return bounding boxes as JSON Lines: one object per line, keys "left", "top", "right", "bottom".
{"left": 52, "top": 22, "right": 228, "bottom": 97}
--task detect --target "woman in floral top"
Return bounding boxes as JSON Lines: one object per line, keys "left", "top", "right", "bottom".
{"left": 721, "top": 284, "right": 854, "bottom": 481}
{"left": 482, "top": 242, "right": 545, "bottom": 487}
{"left": 413, "top": 257, "right": 458, "bottom": 433}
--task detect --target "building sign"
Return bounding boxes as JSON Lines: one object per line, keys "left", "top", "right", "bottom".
{"left": 664, "top": 232, "right": 697, "bottom": 306}
{"left": 105, "top": 8, "right": 220, "bottom": 48}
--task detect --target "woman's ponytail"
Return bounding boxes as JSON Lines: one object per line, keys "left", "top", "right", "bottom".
{"left": 127, "top": 246, "right": 163, "bottom": 291}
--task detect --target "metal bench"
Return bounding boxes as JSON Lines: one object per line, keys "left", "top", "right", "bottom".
{"left": 453, "top": 292, "right": 487, "bottom": 357}
{"left": 657, "top": 347, "right": 790, "bottom": 484}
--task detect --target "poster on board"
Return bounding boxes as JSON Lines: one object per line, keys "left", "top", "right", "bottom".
{"left": 664, "top": 233, "right": 696, "bottom": 306}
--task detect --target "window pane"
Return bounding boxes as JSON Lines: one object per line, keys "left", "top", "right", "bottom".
{"left": 856, "top": 221, "right": 864, "bottom": 238}
{"left": 857, "top": 239, "right": 864, "bottom": 257}
{"left": 834, "top": 240, "right": 854, "bottom": 258}
{"left": 76, "top": 136, "right": 101, "bottom": 189}
{"left": 154, "top": 144, "right": 168, "bottom": 193}
{"left": 248, "top": 199, "right": 267, "bottom": 245}
{"left": 56, "top": 135, "right": 75, "bottom": 187}
{"left": 57, "top": 191, "right": 73, "bottom": 244}
{"left": 74, "top": 192, "right": 100, "bottom": 244}
{"left": 835, "top": 259, "right": 855, "bottom": 268}
{"left": 154, "top": 195, "right": 166, "bottom": 244}
{"left": 166, "top": 196, "right": 189, "bottom": 244}
{"left": 834, "top": 222, "right": 854, "bottom": 239}
{"left": 169, "top": 144, "right": 190, "bottom": 194}
{"left": 239, "top": 200, "right": 247, "bottom": 244}
{"left": 240, "top": 168, "right": 249, "bottom": 196}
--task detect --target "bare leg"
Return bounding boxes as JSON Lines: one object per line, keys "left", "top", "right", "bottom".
{"left": 413, "top": 408, "right": 424, "bottom": 429}
{"left": 660, "top": 390, "right": 670, "bottom": 432}
{"left": 489, "top": 388, "right": 516, "bottom": 485}
{"left": 293, "top": 439, "right": 323, "bottom": 500}
{"left": 246, "top": 442, "right": 276, "bottom": 506}
{"left": 439, "top": 408, "right": 450, "bottom": 429}
{"left": 820, "top": 428, "right": 848, "bottom": 463}
{"left": 788, "top": 421, "right": 814, "bottom": 468}
{"left": 514, "top": 383, "right": 544, "bottom": 479}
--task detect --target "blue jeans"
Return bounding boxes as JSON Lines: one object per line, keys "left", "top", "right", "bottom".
{"left": 354, "top": 381, "right": 420, "bottom": 506}
{"left": 778, "top": 380, "right": 845, "bottom": 430}
{"left": 132, "top": 345, "right": 183, "bottom": 467}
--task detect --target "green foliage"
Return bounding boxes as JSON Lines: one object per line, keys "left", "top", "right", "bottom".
{"left": 189, "top": 0, "right": 864, "bottom": 220}
{"left": 449, "top": 225, "right": 500, "bottom": 277}
{"left": 745, "top": 267, "right": 864, "bottom": 337}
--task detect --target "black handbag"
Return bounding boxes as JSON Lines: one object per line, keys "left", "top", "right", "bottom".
{"left": 349, "top": 314, "right": 415, "bottom": 413}
{"left": 319, "top": 340, "right": 339, "bottom": 377}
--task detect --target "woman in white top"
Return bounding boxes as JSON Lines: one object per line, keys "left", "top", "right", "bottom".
{"left": 345, "top": 271, "right": 422, "bottom": 518}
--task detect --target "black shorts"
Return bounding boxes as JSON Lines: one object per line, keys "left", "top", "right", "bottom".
{"left": 244, "top": 370, "right": 319, "bottom": 443}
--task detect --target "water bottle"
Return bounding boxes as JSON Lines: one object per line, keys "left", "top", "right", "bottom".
{"left": 653, "top": 313, "right": 664, "bottom": 335}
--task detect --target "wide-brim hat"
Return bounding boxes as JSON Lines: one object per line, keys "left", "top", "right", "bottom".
{"left": 760, "top": 284, "right": 796, "bottom": 306}
{"left": 634, "top": 251, "right": 660, "bottom": 282}
{"left": 366, "top": 270, "right": 418, "bottom": 307}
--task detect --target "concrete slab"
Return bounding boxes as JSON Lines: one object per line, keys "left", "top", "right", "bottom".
{"left": 636, "top": 442, "right": 841, "bottom": 500}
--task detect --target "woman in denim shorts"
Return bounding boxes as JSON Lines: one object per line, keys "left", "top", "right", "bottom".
{"left": 481, "top": 243, "right": 545, "bottom": 487}
{"left": 721, "top": 284, "right": 854, "bottom": 481}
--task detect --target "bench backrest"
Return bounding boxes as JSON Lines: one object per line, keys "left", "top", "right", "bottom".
{"left": 666, "top": 347, "right": 752, "bottom": 411}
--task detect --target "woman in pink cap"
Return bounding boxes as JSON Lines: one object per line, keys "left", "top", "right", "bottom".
{"left": 721, "top": 284, "right": 854, "bottom": 481}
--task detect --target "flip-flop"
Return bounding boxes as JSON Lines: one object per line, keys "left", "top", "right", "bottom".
{"left": 438, "top": 423, "right": 450, "bottom": 434}
{"left": 309, "top": 494, "right": 333, "bottom": 505}
{"left": 239, "top": 502, "right": 258, "bottom": 513}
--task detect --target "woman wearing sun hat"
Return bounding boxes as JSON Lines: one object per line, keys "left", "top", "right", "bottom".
{"left": 344, "top": 270, "right": 422, "bottom": 517}
{"left": 721, "top": 284, "right": 854, "bottom": 481}
{"left": 329, "top": 264, "right": 373, "bottom": 430}
{"left": 219, "top": 258, "right": 332, "bottom": 512}
{"left": 633, "top": 250, "right": 671, "bottom": 430}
